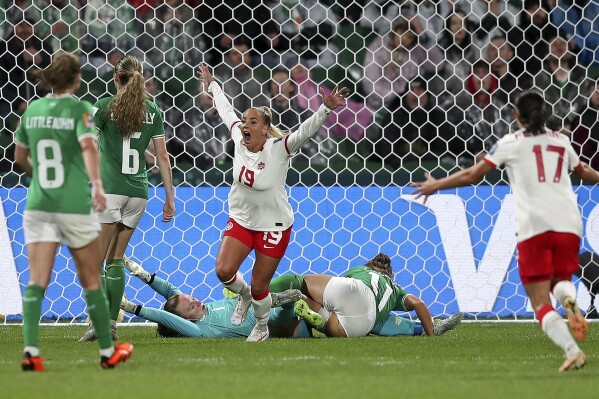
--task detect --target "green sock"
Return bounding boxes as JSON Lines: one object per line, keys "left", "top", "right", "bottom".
{"left": 269, "top": 274, "right": 304, "bottom": 292}
{"left": 105, "top": 259, "right": 125, "bottom": 321}
{"left": 84, "top": 288, "right": 112, "bottom": 350}
{"left": 22, "top": 284, "right": 45, "bottom": 348}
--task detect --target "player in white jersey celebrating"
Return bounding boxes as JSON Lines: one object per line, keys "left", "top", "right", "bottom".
{"left": 197, "top": 63, "right": 347, "bottom": 341}
{"left": 413, "top": 90, "right": 599, "bottom": 372}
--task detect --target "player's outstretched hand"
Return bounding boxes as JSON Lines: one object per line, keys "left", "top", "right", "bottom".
{"left": 410, "top": 172, "right": 438, "bottom": 204}
{"left": 320, "top": 85, "right": 348, "bottom": 111}
{"left": 162, "top": 198, "right": 175, "bottom": 222}
{"left": 197, "top": 63, "right": 213, "bottom": 90}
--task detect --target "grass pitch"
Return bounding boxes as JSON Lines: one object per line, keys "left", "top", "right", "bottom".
{"left": 0, "top": 323, "right": 597, "bottom": 399}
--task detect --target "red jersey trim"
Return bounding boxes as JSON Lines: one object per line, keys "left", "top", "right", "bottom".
{"left": 483, "top": 157, "right": 497, "bottom": 168}
{"left": 230, "top": 120, "right": 241, "bottom": 136}
{"left": 284, "top": 135, "right": 291, "bottom": 155}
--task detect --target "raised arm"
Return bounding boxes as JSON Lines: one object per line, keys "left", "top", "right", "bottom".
{"left": 412, "top": 160, "right": 495, "bottom": 203}
{"left": 197, "top": 64, "right": 239, "bottom": 132}
{"left": 286, "top": 85, "right": 348, "bottom": 154}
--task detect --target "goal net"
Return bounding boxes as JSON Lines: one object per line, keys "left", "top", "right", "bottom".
{"left": 0, "top": 1, "right": 597, "bottom": 323}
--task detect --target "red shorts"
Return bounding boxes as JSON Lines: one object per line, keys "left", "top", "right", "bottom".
{"left": 517, "top": 231, "right": 581, "bottom": 284}
{"left": 223, "top": 218, "right": 292, "bottom": 258}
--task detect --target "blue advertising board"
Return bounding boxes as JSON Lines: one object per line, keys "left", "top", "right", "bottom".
{"left": 1, "top": 186, "right": 597, "bottom": 319}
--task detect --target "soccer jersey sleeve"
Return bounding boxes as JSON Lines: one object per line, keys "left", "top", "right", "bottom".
{"left": 77, "top": 101, "right": 97, "bottom": 142}
{"left": 208, "top": 81, "right": 242, "bottom": 142}
{"left": 484, "top": 134, "right": 515, "bottom": 168}
{"left": 14, "top": 115, "right": 29, "bottom": 148}
{"left": 566, "top": 138, "right": 581, "bottom": 171}
{"left": 138, "top": 307, "right": 216, "bottom": 338}
{"left": 284, "top": 104, "right": 330, "bottom": 156}
{"left": 149, "top": 276, "right": 183, "bottom": 301}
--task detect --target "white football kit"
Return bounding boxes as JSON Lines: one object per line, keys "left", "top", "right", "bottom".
{"left": 209, "top": 81, "right": 331, "bottom": 231}
{"left": 484, "top": 128, "right": 583, "bottom": 242}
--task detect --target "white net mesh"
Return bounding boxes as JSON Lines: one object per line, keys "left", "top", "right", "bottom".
{"left": 1, "top": 0, "right": 598, "bottom": 322}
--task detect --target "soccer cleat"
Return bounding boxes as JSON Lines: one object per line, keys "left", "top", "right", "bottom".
{"left": 79, "top": 323, "right": 97, "bottom": 342}
{"left": 559, "top": 351, "right": 587, "bottom": 372}
{"left": 432, "top": 312, "right": 464, "bottom": 336}
{"left": 246, "top": 324, "right": 269, "bottom": 342}
{"left": 294, "top": 299, "right": 323, "bottom": 326}
{"left": 271, "top": 289, "right": 302, "bottom": 308}
{"left": 21, "top": 352, "right": 45, "bottom": 372}
{"left": 100, "top": 342, "right": 134, "bottom": 369}
{"left": 223, "top": 287, "right": 239, "bottom": 299}
{"left": 79, "top": 324, "right": 118, "bottom": 342}
{"left": 564, "top": 298, "right": 588, "bottom": 341}
{"left": 231, "top": 297, "right": 252, "bottom": 326}
{"left": 123, "top": 255, "right": 152, "bottom": 284}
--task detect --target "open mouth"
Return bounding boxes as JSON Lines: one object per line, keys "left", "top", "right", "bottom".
{"left": 243, "top": 131, "right": 251, "bottom": 143}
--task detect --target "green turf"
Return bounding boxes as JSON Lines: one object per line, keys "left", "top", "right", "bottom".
{"left": 0, "top": 323, "right": 597, "bottom": 399}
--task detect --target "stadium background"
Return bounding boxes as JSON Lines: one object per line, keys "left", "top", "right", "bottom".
{"left": 1, "top": 0, "right": 598, "bottom": 321}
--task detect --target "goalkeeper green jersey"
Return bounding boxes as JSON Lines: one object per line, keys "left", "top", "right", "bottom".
{"left": 93, "top": 97, "right": 165, "bottom": 199}
{"left": 14, "top": 94, "right": 96, "bottom": 214}
{"left": 343, "top": 266, "right": 410, "bottom": 326}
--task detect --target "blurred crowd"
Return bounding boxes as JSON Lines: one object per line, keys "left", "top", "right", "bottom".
{"left": 2, "top": 0, "right": 599, "bottom": 175}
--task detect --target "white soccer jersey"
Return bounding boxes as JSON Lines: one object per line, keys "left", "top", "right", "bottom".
{"left": 208, "top": 81, "right": 330, "bottom": 231}
{"left": 484, "top": 128, "right": 583, "bottom": 242}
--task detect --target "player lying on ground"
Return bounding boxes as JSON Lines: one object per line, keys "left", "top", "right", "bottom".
{"left": 121, "top": 257, "right": 455, "bottom": 338}
{"left": 119, "top": 257, "right": 319, "bottom": 338}
{"left": 257, "top": 253, "right": 464, "bottom": 338}
{"left": 413, "top": 90, "right": 597, "bottom": 372}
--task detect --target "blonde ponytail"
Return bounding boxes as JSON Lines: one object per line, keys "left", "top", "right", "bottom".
{"left": 106, "top": 56, "right": 146, "bottom": 139}
{"left": 256, "top": 106, "right": 287, "bottom": 138}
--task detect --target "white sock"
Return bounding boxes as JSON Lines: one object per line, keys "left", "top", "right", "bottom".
{"left": 252, "top": 293, "right": 272, "bottom": 328}
{"left": 111, "top": 320, "right": 117, "bottom": 328}
{"left": 553, "top": 280, "right": 577, "bottom": 307}
{"left": 314, "top": 307, "right": 330, "bottom": 332}
{"left": 24, "top": 346, "right": 39, "bottom": 357}
{"left": 99, "top": 346, "right": 115, "bottom": 358}
{"left": 223, "top": 272, "right": 251, "bottom": 302}
{"left": 541, "top": 310, "right": 580, "bottom": 358}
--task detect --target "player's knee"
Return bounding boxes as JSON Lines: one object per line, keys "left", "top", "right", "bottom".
{"left": 215, "top": 263, "right": 235, "bottom": 283}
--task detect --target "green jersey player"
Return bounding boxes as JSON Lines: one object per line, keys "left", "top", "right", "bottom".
{"left": 14, "top": 52, "right": 133, "bottom": 371}
{"left": 80, "top": 55, "right": 175, "bottom": 342}
{"left": 284, "top": 253, "right": 462, "bottom": 337}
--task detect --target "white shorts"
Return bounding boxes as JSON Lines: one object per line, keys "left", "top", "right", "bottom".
{"left": 322, "top": 277, "right": 377, "bottom": 337}
{"left": 99, "top": 194, "right": 147, "bottom": 228}
{"left": 23, "top": 210, "right": 100, "bottom": 249}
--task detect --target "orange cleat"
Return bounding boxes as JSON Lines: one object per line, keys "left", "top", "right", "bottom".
{"left": 22, "top": 352, "right": 45, "bottom": 372}
{"left": 564, "top": 299, "right": 588, "bottom": 341}
{"left": 100, "top": 342, "right": 134, "bottom": 369}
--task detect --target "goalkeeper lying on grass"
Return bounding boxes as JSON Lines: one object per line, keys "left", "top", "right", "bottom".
{"left": 120, "top": 256, "right": 461, "bottom": 339}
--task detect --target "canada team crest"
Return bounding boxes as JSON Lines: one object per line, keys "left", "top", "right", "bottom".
{"left": 225, "top": 221, "right": 233, "bottom": 231}
{"left": 258, "top": 161, "right": 265, "bottom": 170}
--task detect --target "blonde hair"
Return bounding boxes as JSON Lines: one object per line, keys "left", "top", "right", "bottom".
{"left": 255, "top": 106, "right": 285, "bottom": 138}
{"left": 31, "top": 52, "right": 80, "bottom": 92}
{"left": 106, "top": 55, "right": 146, "bottom": 139}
